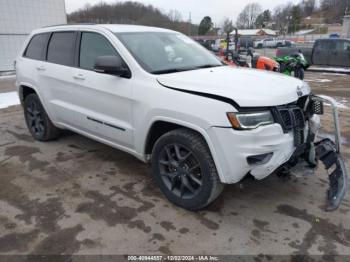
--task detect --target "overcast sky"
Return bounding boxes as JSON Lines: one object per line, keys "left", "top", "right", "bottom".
{"left": 64, "top": 0, "right": 301, "bottom": 24}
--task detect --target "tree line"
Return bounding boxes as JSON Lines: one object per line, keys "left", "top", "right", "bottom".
{"left": 198, "top": 0, "right": 348, "bottom": 35}
{"left": 68, "top": 1, "right": 198, "bottom": 35}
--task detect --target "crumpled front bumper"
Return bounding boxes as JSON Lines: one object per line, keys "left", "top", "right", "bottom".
{"left": 209, "top": 95, "right": 348, "bottom": 211}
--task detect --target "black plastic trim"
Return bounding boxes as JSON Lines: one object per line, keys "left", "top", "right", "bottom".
{"left": 87, "top": 117, "right": 126, "bottom": 131}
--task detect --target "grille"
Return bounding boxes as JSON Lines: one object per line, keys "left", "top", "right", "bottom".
{"left": 310, "top": 99, "right": 324, "bottom": 115}
{"left": 274, "top": 106, "right": 306, "bottom": 147}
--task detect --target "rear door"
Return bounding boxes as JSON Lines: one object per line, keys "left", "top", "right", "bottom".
{"left": 312, "top": 40, "right": 335, "bottom": 66}
{"left": 330, "top": 40, "right": 350, "bottom": 67}
{"left": 17, "top": 33, "right": 50, "bottom": 102}
{"left": 38, "top": 31, "right": 78, "bottom": 124}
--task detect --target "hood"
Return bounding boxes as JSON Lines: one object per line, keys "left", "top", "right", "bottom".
{"left": 157, "top": 66, "right": 310, "bottom": 108}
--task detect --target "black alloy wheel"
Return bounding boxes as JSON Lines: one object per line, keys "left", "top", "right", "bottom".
{"left": 158, "top": 143, "right": 202, "bottom": 199}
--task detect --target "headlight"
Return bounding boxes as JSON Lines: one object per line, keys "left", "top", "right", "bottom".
{"left": 227, "top": 111, "right": 274, "bottom": 130}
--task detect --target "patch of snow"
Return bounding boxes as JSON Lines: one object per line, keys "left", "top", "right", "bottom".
{"left": 310, "top": 67, "right": 350, "bottom": 73}
{"left": 322, "top": 73, "right": 348, "bottom": 76}
{"left": 0, "top": 92, "right": 20, "bottom": 109}
{"left": 305, "top": 79, "right": 332, "bottom": 83}
{"left": 324, "top": 98, "right": 349, "bottom": 110}
{"left": 0, "top": 75, "right": 16, "bottom": 80}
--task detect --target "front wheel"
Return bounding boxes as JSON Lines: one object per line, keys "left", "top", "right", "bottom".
{"left": 151, "top": 129, "right": 224, "bottom": 210}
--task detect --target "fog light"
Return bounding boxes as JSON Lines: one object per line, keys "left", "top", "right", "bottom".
{"left": 247, "top": 153, "right": 273, "bottom": 166}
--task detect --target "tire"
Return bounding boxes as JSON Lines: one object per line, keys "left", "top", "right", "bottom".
{"left": 295, "top": 68, "right": 305, "bottom": 80}
{"left": 298, "top": 68, "right": 305, "bottom": 80}
{"left": 24, "top": 93, "right": 61, "bottom": 141}
{"left": 151, "top": 128, "right": 224, "bottom": 211}
{"left": 257, "top": 44, "right": 263, "bottom": 49}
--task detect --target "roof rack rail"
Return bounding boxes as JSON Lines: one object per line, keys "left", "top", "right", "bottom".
{"left": 42, "top": 23, "right": 97, "bottom": 28}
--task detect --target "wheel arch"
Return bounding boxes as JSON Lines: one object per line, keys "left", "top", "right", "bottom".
{"left": 143, "top": 119, "right": 225, "bottom": 183}
{"left": 18, "top": 83, "right": 38, "bottom": 104}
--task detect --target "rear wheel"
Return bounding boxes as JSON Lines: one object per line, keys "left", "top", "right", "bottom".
{"left": 151, "top": 129, "right": 224, "bottom": 210}
{"left": 24, "top": 94, "right": 61, "bottom": 141}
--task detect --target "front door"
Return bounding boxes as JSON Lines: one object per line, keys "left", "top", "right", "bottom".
{"left": 69, "top": 32, "right": 134, "bottom": 148}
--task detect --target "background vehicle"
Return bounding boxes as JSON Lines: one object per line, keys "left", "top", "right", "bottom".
{"left": 276, "top": 38, "right": 350, "bottom": 67}
{"left": 229, "top": 48, "right": 279, "bottom": 72}
{"left": 238, "top": 37, "right": 254, "bottom": 49}
{"left": 274, "top": 52, "right": 309, "bottom": 80}
{"left": 254, "top": 38, "right": 289, "bottom": 49}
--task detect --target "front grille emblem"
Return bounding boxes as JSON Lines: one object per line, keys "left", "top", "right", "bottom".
{"left": 296, "top": 86, "right": 303, "bottom": 97}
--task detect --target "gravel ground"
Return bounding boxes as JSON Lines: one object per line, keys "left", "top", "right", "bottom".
{"left": 0, "top": 72, "right": 349, "bottom": 258}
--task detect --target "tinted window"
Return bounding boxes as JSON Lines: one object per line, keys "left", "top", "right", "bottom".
{"left": 79, "top": 32, "right": 118, "bottom": 70}
{"left": 24, "top": 33, "right": 50, "bottom": 60}
{"left": 336, "top": 40, "right": 350, "bottom": 51}
{"left": 316, "top": 40, "right": 336, "bottom": 50}
{"left": 47, "top": 32, "right": 76, "bottom": 66}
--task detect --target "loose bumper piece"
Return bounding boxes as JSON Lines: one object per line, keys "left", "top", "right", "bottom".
{"left": 313, "top": 95, "right": 348, "bottom": 211}
{"left": 315, "top": 139, "right": 348, "bottom": 211}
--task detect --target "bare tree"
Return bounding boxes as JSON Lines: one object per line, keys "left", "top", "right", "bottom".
{"left": 301, "top": 0, "right": 316, "bottom": 16}
{"left": 222, "top": 17, "right": 235, "bottom": 35}
{"left": 236, "top": 3, "right": 263, "bottom": 29}
{"left": 68, "top": 1, "right": 198, "bottom": 35}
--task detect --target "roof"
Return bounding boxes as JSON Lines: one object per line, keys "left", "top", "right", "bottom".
{"left": 36, "top": 24, "right": 175, "bottom": 34}
{"left": 230, "top": 29, "right": 277, "bottom": 36}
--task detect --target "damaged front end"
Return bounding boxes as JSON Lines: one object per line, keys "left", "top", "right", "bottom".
{"left": 274, "top": 95, "right": 348, "bottom": 212}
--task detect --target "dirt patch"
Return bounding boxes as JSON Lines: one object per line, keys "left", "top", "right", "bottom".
{"left": 276, "top": 205, "right": 350, "bottom": 255}
{"left": 30, "top": 224, "right": 84, "bottom": 255}
{"left": 0, "top": 230, "right": 39, "bottom": 252}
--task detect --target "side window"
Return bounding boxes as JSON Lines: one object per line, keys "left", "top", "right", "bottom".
{"left": 24, "top": 33, "right": 50, "bottom": 60}
{"left": 47, "top": 32, "right": 76, "bottom": 66}
{"left": 315, "top": 40, "right": 335, "bottom": 50}
{"left": 79, "top": 32, "right": 119, "bottom": 70}
{"left": 336, "top": 40, "right": 350, "bottom": 51}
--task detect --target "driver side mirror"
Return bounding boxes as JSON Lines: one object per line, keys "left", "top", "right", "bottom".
{"left": 94, "top": 56, "right": 131, "bottom": 78}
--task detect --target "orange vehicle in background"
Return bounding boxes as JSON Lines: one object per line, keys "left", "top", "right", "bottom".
{"left": 219, "top": 48, "right": 279, "bottom": 72}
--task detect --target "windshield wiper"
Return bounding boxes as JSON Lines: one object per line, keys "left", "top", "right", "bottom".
{"left": 193, "top": 64, "right": 223, "bottom": 69}
{"left": 151, "top": 64, "right": 223, "bottom": 75}
{"left": 151, "top": 68, "right": 187, "bottom": 75}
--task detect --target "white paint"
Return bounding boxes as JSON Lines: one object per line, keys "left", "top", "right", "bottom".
{"left": 0, "top": 92, "right": 20, "bottom": 109}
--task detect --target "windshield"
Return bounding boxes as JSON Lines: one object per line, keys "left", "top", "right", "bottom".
{"left": 115, "top": 32, "right": 223, "bottom": 74}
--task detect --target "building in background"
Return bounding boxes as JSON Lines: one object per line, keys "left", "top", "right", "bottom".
{"left": 0, "top": 0, "right": 67, "bottom": 71}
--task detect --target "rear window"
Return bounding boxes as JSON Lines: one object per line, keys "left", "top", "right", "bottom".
{"left": 47, "top": 32, "right": 76, "bottom": 66}
{"left": 24, "top": 33, "right": 50, "bottom": 60}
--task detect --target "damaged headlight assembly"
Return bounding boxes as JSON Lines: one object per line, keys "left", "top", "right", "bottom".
{"left": 227, "top": 111, "right": 274, "bottom": 130}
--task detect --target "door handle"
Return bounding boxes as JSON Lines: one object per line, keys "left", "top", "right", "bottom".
{"left": 73, "top": 74, "right": 85, "bottom": 80}
{"left": 36, "top": 66, "right": 46, "bottom": 71}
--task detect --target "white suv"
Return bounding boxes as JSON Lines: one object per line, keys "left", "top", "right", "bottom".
{"left": 15, "top": 24, "right": 347, "bottom": 211}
